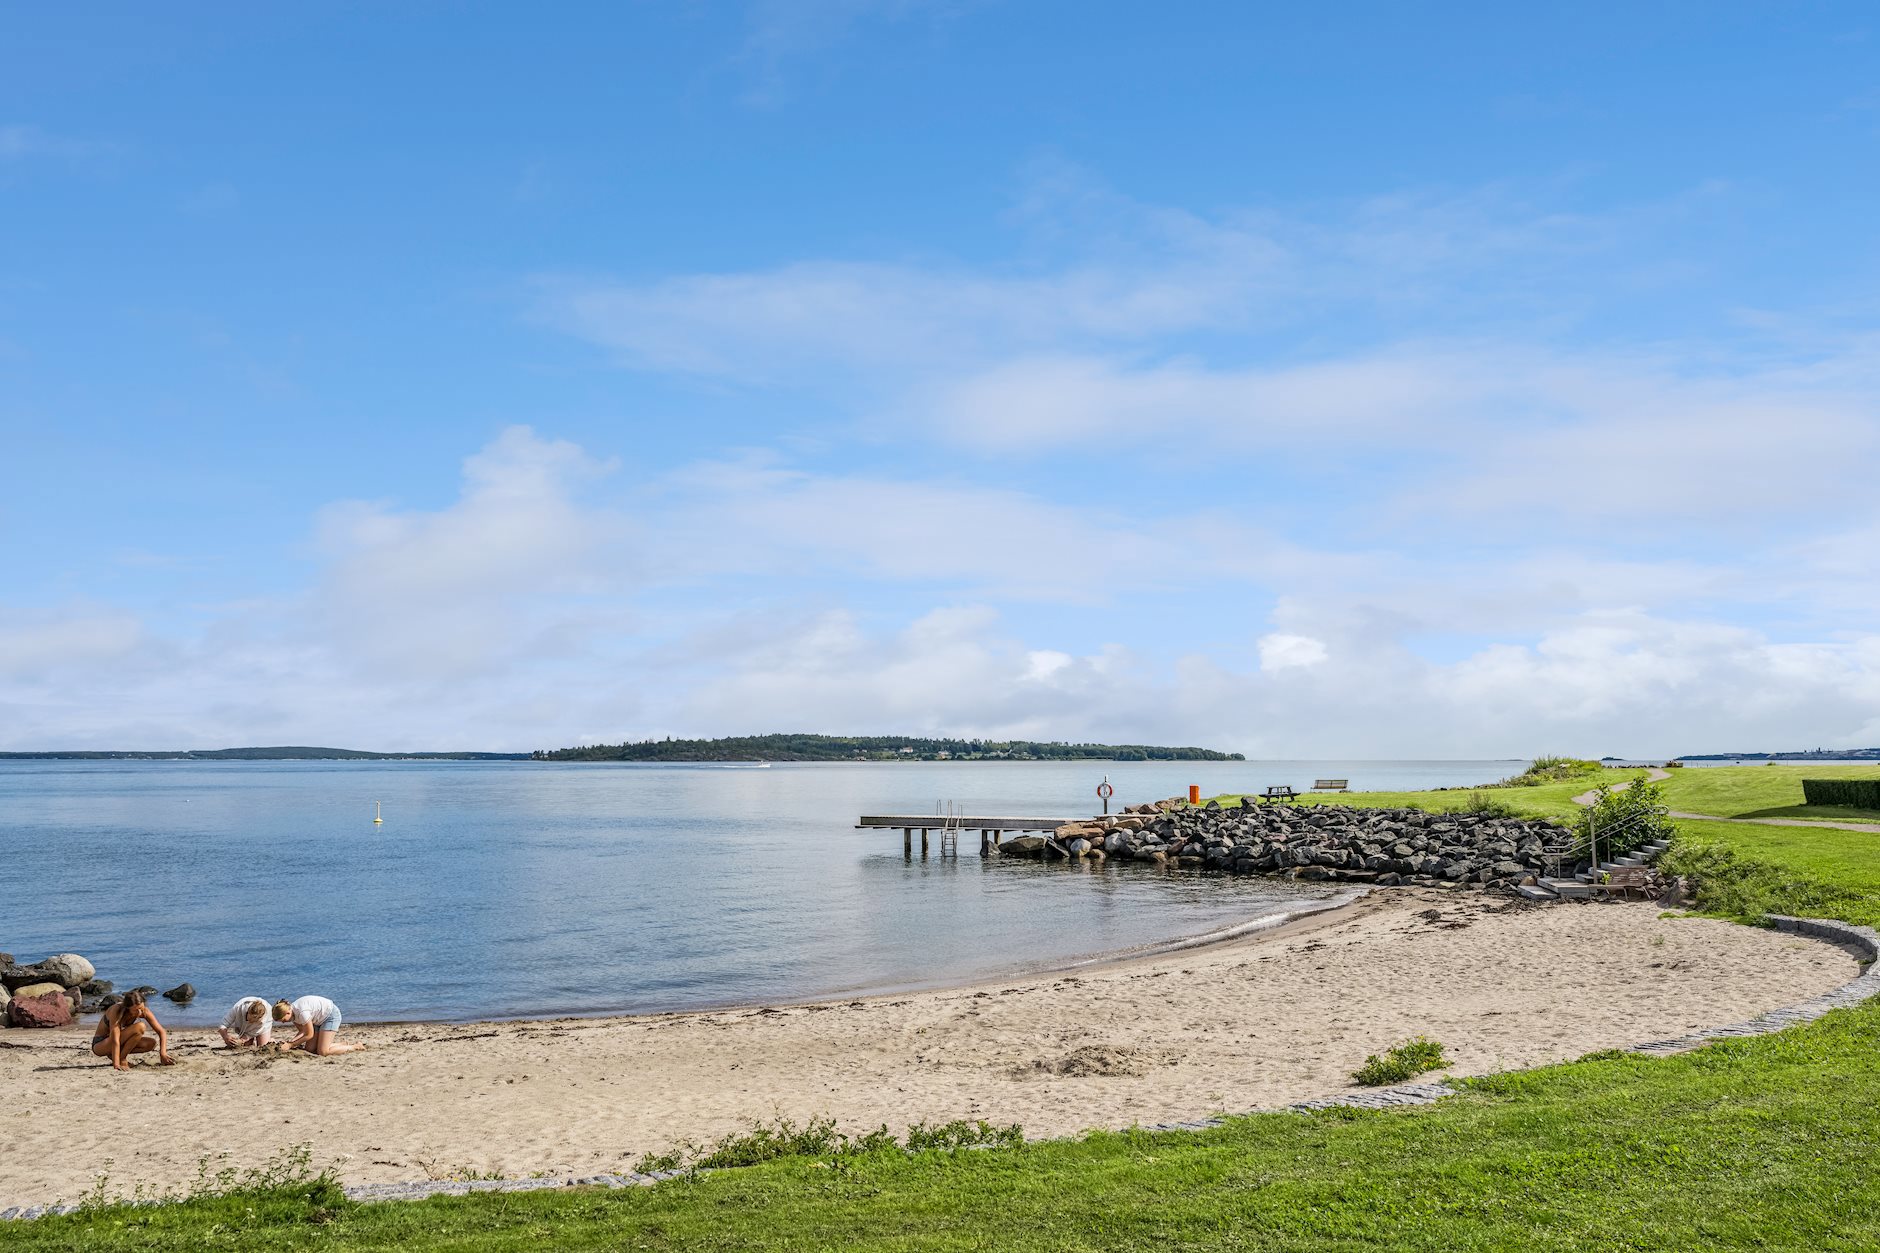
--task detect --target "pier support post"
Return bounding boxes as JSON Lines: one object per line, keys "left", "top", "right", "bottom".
{"left": 993, "top": 829, "right": 1002, "bottom": 846}
{"left": 980, "top": 830, "right": 990, "bottom": 855}
{"left": 921, "top": 828, "right": 930, "bottom": 857}
{"left": 904, "top": 827, "right": 912, "bottom": 858}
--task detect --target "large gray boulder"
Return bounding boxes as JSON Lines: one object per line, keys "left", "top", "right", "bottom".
{"left": 43, "top": 954, "right": 95, "bottom": 987}
{"left": 2, "top": 953, "right": 96, "bottom": 990}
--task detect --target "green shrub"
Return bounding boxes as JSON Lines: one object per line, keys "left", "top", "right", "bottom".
{"left": 1575, "top": 774, "right": 1674, "bottom": 857}
{"left": 1495, "top": 756, "right": 1603, "bottom": 787}
{"left": 1444, "top": 791, "right": 1520, "bottom": 818}
{"left": 1802, "top": 778, "right": 1880, "bottom": 809}
{"left": 1352, "top": 1036, "right": 1448, "bottom": 1086}
{"left": 905, "top": 1119, "right": 1025, "bottom": 1152}
{"left": 81, "top": 1143, "right": 345, "bottom": 1213}
{"left": 1657, "top": 840, "right": 1871, "bottom": 925}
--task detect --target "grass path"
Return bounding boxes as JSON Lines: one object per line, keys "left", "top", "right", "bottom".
{"left": 1655, "top": 763, "right": 1880, "bottom": 826}
{"left": 1663, "top": 811, "right": 1880, "bottom": 834}
{"left": 1569, "top": 766, "right": 1669, "bottom": 807}
{"left": 1573, "top": 767, "right": 1880, "bottom": 833}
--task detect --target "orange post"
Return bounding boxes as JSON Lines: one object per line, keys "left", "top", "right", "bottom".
{"left": 1188, "top": 784, "right": 1200, "bottom": 805}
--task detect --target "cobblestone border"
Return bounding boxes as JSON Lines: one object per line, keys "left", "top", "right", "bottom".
{"left": 6, "top": 914, "right": 1877, "bottom": 1223}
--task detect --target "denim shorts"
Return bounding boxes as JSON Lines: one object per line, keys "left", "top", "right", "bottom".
{"left": 314, "top": 1008, "right": 342, "bottom": 1034}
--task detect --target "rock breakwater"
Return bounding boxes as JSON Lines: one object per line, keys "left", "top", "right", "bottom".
{"left": 1001, "top": 798, "right": 1580, "bottom": 891}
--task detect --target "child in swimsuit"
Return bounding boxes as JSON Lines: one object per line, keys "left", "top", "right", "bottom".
{"left": 90, "top": 989, "right": 175, "bottom": 1071}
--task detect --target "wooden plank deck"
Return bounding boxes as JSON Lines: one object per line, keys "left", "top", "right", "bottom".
{"left": 856, "top": 814, "right": 1073, "bottom": 856}
{"left": 856, "top": 815, "right": 1068, "bottom": 831}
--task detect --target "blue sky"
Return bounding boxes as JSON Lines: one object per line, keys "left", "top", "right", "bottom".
{"left": 4, "top": 2, "right": 1879, "bottom": 755}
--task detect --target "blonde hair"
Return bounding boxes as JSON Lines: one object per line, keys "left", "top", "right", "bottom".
{"left": 273, "top": 999, "right": 293, "bottom": 1022}
{"left": 245, "top": 1000, "right": 267, "bottom": 1022}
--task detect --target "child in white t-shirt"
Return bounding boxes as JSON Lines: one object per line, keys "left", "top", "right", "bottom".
{"left": 272, "top": 995, "right": 365, "bottom": 1056}
{"left": 218, "top": 996, "right": 273, "bottom": 1048}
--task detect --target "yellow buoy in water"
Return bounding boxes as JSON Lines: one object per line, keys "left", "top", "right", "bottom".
{"left": 373, "top": 800, "right": 383, "bottom": 825}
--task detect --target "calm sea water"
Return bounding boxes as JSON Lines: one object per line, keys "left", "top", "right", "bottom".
{"left": 4, "top": 758, "right": 1523, "bottom": 1025}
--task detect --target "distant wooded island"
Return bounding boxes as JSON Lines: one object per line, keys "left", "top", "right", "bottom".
{"left": 535, "top": 734, "right": 1244, "bottom": 762}
{"left": 0, "top": 746, "right": 530, "bottom": 761}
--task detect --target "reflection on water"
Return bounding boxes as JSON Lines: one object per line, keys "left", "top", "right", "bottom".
{"left": 3, "top": 758, "right": 1520, "bottom": 1024}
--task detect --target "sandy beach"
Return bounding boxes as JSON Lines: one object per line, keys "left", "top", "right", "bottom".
{"left": 0, "top": 890, "right": 1856, "bottom": 1208}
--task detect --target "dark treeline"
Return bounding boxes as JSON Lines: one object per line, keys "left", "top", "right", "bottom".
{"left": 536, "top": 734, "right": 1244, "bottom": 762}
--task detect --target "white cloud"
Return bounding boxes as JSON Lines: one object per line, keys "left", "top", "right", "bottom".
{"left": 267, "top": 419, "right": 1880, "bottom": 756}
{"left": 0, "top": 608, "right": 144, "bottom": 678}
{"left": 534, "top": 255, "right": 1267, "bottom": 383}
{"left": 1258, "top": 634, "right": 1328, "bottom": 671}
{"left": 4, "top": 420, "right": 1877, "bottom": 755}
{"left": 311, "top": 426, "right": 630, "bottom": 679}
{"left": 634, "top": 603, "right": 1880, "bottom": 758}
{"left": 534, "top": 172, "right": 1880, "bottom": 556}
{"left": 534, "top": 174, "right": 1689, "bottom": 386}
{"left": 913, "top": 349, "right": 1488, "bottom": 452}
{"left": 653, "top": 456, "right": 1296, "bottom": 601}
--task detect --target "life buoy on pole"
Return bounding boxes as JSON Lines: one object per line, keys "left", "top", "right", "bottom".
{"left": 1097, "top": 776, "right": 1114, "bottom": 815}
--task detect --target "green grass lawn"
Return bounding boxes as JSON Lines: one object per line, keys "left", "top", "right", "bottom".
{"left": 1662, "top": 816, "right": 1880, "bottom": 929}
{"left": 1202, "top": 768, "right": 1639, "bottom": 822}
{"left": 1203, "top": 765, "right": 1880, "bottom": 826}
{"left": 1656, "top": 764, "right": 1880, "bottom": 824}
{"left": 19, "top": 775, "right": 1880, "bottom": 1249}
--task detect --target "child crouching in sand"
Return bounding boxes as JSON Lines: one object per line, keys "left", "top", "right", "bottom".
{"left": 90, "top": 989, "right": 175, "bottom": 1071}
{"left": 273, "top": 995, "right": 365, "bottom": 1057}
{"left": 218, "top": 996, "right": 273, "bottom": 1048}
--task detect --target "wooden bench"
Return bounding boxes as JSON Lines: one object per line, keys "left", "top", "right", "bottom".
{"left": 1311, "top": 778, "right": 1349, "bottom": 792}
{"left": 1259, "top": 785, "right": 1299, "bottom": 804}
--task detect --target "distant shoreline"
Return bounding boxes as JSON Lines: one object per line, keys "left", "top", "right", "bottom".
{"left": 536, "top": 732, "right": 1244, "bottom": 763}
{"left": 1676, "top": 752, "right": 1880, "bottom": 762}
{"left": 0, "top": 748, "right": 530, "bottom": 761}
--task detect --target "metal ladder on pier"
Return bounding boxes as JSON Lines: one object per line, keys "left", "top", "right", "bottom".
{"left": 936, "top": 801, "right": 962, "bottom": 857}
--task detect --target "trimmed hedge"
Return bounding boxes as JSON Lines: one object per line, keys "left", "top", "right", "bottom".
{"left": 1801, "top": 778, "right": 1880, "bottom": 809}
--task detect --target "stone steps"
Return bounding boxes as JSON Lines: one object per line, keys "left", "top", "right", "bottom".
{"left": 1529, "top": 833, "right": 1672, "bottom": 900}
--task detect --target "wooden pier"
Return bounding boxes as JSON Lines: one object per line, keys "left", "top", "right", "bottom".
{"left": 856, "top": 814, "right": 1068, "bottom": 857}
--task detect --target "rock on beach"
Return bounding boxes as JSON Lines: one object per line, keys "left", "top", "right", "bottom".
{"left": 1, "top": 954, "right": 95, "bottom": 991}
{"left": 0, "top": 952, "right": 121, "bottom": 1028}
{"left": 8, "top": 989, "right": 73, "bottom": 1029}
